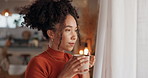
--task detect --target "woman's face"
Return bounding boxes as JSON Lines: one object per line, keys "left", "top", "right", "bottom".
{"left": 51, "top": 14, "right": 78, "bottom": 52}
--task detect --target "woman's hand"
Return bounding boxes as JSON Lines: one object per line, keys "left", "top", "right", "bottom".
{"left": 89, "top": 55, "right": 95, "bottom": 68}
{"left": 58, "top": 56, "right": 89, "bottom": 78}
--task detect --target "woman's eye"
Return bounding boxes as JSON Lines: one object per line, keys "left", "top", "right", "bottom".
{"left": 75, "top": 29, "right": 78, "bottom": 32}
{"left": 65, "top": 29, "right": 71, "bottom": 32}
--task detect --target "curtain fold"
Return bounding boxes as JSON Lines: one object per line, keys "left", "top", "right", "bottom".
{"left": 137, "top": 0, "right": 148, "bottom": 78}
{"left": 93, "top": 0, "right": 111, "bottom": 77}
{"left": 93, "top": 0, "right": 137, "bottom": 78}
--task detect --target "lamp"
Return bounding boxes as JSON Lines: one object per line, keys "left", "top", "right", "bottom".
{"left": 84, "top": 43, "right": 89, "bottom": 55}
{"left": 1, "top": 0, "right": 12, "bottom": 16}
{"left": 78, "top": 43, "right": 89, "bottom": 55}
{"left": 1, "top": 9, "right": 12, "bottom": 28}
{"left": 79, "top": 50, "right": 84, "bottom": 55}
{"left": 1, "top": 9, "right": 12, "bottom": 16}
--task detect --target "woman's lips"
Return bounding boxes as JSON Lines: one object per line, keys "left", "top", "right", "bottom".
{"left": 69, "top": 43, "right": 75, "bottom": 46}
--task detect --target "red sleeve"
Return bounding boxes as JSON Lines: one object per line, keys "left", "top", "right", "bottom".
{"left": 25, "top": 56, "right": 51, "bottom": 78}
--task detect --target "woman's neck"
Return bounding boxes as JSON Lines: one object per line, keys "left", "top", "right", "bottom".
{"left": 49, "top": 44, "right": 65, "bottom": 52}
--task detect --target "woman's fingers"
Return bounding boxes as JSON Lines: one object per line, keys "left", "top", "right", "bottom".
{"left": 75, "top": 69, "right": 89, "bottom": 74}
{"left": 89, "top": 55, "right": 95, "bottom": 68}
{"left": 69, "top": 56, "right": 86, "bottom": 65}
{"left": 73, "top": 59, "right": 89, "bottom": 69}
{"left": 67, "top": 56, "right": 89, "bottom": 73}
{"left": 71, "top": 57, "right": 88, "bottom": 68}
{"left": 60, "top": 56, "right": 90, "bottom": 77}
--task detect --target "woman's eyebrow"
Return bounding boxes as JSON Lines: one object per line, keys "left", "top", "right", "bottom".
{"left": 65, "top": 25, "right": 73, "bottom": 28}
{"left": 65, "top": 25, "right": 78, "bottom": 29}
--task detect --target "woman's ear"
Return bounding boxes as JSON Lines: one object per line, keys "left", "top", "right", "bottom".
{"left": 47, "top": 30, "right": 55, "bottom": 39}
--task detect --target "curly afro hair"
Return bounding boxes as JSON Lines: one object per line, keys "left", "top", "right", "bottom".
{"left": 19, "top": 0, "right": 80, "bottom": 43}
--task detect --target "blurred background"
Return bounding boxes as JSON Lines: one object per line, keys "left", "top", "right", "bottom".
{"left": 0, "top": 0, "right": 99, "bottom": 78}
{"left": 1, "top": 0, "right": 148, "bottom": 78}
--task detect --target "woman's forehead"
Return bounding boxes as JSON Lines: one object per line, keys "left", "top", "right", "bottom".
{"left": 54, "top": 15, "right": 77, "bottom": 30}
{"left": 64, "top": 15, "right": 77, "bottom": 26}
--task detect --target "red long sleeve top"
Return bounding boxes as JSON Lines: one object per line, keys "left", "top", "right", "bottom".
{"left": 25, "top": 47, "right": 80, "bottom": 78}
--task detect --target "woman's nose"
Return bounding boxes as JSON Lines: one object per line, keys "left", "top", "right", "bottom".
{"left": 71, "top": 31, "right": 77, "bottom": 40}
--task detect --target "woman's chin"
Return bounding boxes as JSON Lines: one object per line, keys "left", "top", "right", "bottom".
{"left": 65, "top": 48, "right": 73, "bottom": 52}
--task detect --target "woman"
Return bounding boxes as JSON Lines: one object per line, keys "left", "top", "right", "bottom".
{"left": 20, "top": 0, "right": 95, "bottom": 78}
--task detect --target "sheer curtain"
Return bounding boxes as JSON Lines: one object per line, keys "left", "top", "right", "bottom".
{"left": 93, "top": 0, "right": 137, "bottom": 78}
{"left": 137, "top": 0, "right": 148, "bottom": 78}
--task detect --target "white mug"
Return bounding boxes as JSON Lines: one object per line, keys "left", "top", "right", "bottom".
{"left": 73, "top": 54, "right": 90, "bottom": 73}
